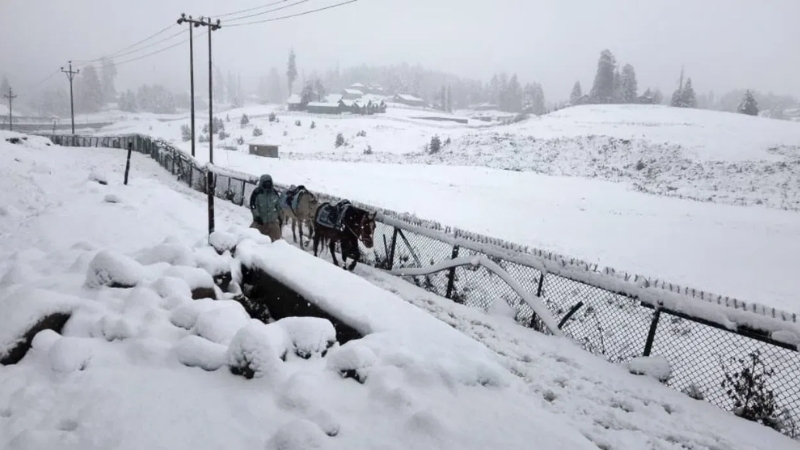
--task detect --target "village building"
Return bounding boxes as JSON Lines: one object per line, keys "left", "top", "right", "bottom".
{"left": 306, "top": 102, "right": 343, "bottom": 114}
{"left": 287, "top": 94, "right": 303, "bottom": 111}
{"left": 392, "top": 94, "right": 427, "bottom": 107}
{"left": 342, "top": 88, "right": 364, "bottom": 100}
{"left": 248, "top": 139, "right": 280, "bottom": 158}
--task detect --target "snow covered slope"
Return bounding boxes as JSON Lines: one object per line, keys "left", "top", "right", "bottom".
{"left": 2, "top": 133, "right": 798, "bottom": 449}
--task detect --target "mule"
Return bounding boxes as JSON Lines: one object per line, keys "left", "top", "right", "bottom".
{"left": 280, "top": 186, "right": 319, "bottom": 249}
{"left": 312, "top": 200, "right": 376, "bottom": 271}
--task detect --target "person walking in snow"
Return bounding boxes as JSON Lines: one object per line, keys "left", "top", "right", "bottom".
{"left": 249, "top": 174, "right": 283, "bottom": 242}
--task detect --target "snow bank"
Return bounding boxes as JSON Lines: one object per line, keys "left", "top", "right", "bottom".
{"left": 169, "top": 299, "right": 221, "bottom": 330}
{"left": 192, "top": 301, "right": 251, "bottom": 345}
{"left": 266, "top": 419, "right": 329, "bottom": 450}
{"left": 135, "top": 243, "right": 196, "bottom": 267}
{"left": 326, "top": 341, "right": 377, "bottom": 383}
{"left": 209, "top": 230, "right": 239, "bottom": 254}
{"left": 85, "top": 250, "right": 146, "bottom": 289}
{"left": 48, "top": 336, "right": 95, "bottom": 372}
{"left": 626, "top": 356, "right": 673, "bottom": 382}
{"left": 173, "top": 335, "right": 227, "bottom": 371}
{"left": 275, "top": 317, "right": 336, "bottom": 359}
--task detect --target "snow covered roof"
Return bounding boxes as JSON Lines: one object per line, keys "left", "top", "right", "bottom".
{"left": 325, "top": 94, "right": 343, "bottom": 103}
{"left": 286, "top": 94, "right": 301, "bottom": 104}
{"left": 306, "top": 102, "right": 340, "bottom": 109}
{"left": 395, "top": 94, "right": 424, "bottom": 102}
{"left": 343, "top": 89, "right": 364, "bottom": 96}
{"left": 350, "top": 83, "right": 365, "bottom": 88}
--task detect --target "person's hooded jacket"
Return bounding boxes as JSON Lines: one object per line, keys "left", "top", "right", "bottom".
{"left": 250, "top": 174, "right": 281, "bottom": 224}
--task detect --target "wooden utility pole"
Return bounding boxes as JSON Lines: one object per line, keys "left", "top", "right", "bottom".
{"left": 61, "top": 62, "right": 80, "bottom": 134}
{"left": 3, "top": 87, "right": 17, "bottom": 132}
{"left": 177, "top": 13, "right": 197, "bottom": 158}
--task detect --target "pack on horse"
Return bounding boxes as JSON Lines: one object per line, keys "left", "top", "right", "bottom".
{"left": 279, "top": 185, "right": 319, "bottom": 248}
{"left": 313, "top": 200, "right": 376, "bottom": 271}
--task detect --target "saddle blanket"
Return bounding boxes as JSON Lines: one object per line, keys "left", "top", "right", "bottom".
{"left": 315, "top": 200, "right": 351, "bottom": 230}
{"left": 280, "top": 185, "right": 307, "bottom": 211}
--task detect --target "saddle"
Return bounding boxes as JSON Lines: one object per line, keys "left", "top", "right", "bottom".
{"left": 315, "top": 200, "right": 351, "bottom": 231}
{"left": 281, "top": 184, "right": 307, "bottom": 211}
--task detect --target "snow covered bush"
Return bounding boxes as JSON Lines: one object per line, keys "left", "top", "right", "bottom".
{"left": 218, "top": 130, "right": 229, "bottom": 140}
{"left": 625, "top": 355, "right": 672, "bottom": 382}
{"left": 275, "top": 317, "right": 336, "bottom": 359}
{"left": 295, "top": 120, "right": 302, "bottom": 127}
{"left": 326, "top": 341, "right": 376, "bottom": 383}
{"left": 192, "top": 301, "right": 250, "bottom": 345}
{"left": 226, "top": 323, "right": 284, "bottom": 380}
{"left": 236, "top": 136, "right": 244, "bottom": 146}
{"left": 252, "top": 126, "right": 263, "bottom": 137}
{"left": 268, "top": 112, "right": 276, "bottom": 122}
{"left": 180, "top": 124, "right": 191, "bottom": 142}
{"left": 682, "top": 383, "right": 705, "bottom": 400}
{"left": 173, "top": 335, "right": 227, "bottom": 371}
{"left": 310, "top": 121, "right": 316, "bottom": 129}
{"left": 429, "top": 135, "right": 442, "bottom": 154}
{"left": 240, "top": 114, "right": 249, "bottom": 126}
{"left": 85, "top": 250, "right": 145, "bottom": 289}
{"left": 199, "top": 134, "right": 208, "bottom": 143}
{"left": 335, "top": 133, "right": 344, "bottom": 148}
{"left": 363, "top": 145, "right": 373, "bottom": 155}
{"left": 356, "top": 130, "right": 366, "bottom": 137}
{"left": 265, "top": 419, "right": 328, "bottom": 450}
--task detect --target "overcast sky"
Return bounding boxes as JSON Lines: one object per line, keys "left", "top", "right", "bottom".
{"left": 1, "top": 0, "right": 799, "bottom": 101}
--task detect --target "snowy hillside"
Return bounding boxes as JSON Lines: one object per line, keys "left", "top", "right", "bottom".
{"left": 1, "top": 132, "right": 797, "bottom": 449}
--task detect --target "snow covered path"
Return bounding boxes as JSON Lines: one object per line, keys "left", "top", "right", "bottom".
{"left": 1, "top": 133, "right": 797, "bottom": 449}
{"left": 188, "top": 147, "right": 800, "bottom": 313}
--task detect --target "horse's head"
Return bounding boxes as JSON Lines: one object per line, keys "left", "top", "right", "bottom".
{"left": 358, "top": 211, "right": 377, "bottom": 248}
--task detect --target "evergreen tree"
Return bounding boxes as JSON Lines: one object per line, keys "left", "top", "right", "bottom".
{"left": 76, "top": 65, "right": 103, "bottom": 113}
{"left": 612, "top": 68, "right": 622, "bottom": 103}
{"left": 681, "top": 78, "right": 697, "bottom": 108}
{"left": 589, "top": 49, "right": 617, "bottom": 104}
{"left": 652, "top": 89, "right": 664, "bottom": 105}
{"left": 300, "top": 81, "right": 315, "bottom": 106}
{"left": 620, "top": 64, "right": 638, "bottom": 103}
{"left": 641, "top": 88, "right": 653, "bottom": 103}
{"left": 446, "top": 85, "right": 452, "bottom": 112}
{"left": 670, "top": 68, "right": 685, "bottom": 107}
{"left": 506, "top": 74, "right": 523, "bottom": 112}
{"left": 313, "top": 79, "right": 326, "bottom": 101}
{"left": 119, "top": 90, "right": 137, "bottom": 112}
{"left": 738, "top": 90, "right": 759, "bottom": 116}
{"left": 100, "top": 57, "right": 117, "bottom": 103}
{"left": 570, "top": 81, "right": 583, "bottom": 105}
{"left": 287, "top": 48, "right": 298, "bottom": 94}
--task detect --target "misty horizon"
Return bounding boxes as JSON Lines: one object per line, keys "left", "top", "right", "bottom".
{"left": 1, "top": 0, "right": 800, "bottom": 106}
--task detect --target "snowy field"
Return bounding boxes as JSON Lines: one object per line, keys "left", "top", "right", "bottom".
{"left": 2, "top": 132, "right": 798, "bottom": 449}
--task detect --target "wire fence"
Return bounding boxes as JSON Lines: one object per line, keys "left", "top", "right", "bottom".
{"left": 45, "top": 133, "right": 800, "bottom": 440}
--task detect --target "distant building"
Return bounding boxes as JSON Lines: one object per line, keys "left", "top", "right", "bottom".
{"left": 470, "top": 102, "right": 499, "bottom": 111}
{"left": 307, "top": 102, "right": 343, "bottom": 114}
{"left": 342, "top": 89, "right": 364, "bottom": 100}
{"left": 392, "top": 94, "right": 426, "bottom": 107}
{"left": 325, "top": 94, "right": 343, "bottom": 104}
{"left": 287, "top": 94, "right": 303, "bottom": 111}
{"left": 248, "top": 141, "right": 280, "bottom": 158}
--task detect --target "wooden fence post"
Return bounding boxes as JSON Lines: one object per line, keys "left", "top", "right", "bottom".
{"left": 445, "top": 245, "right": 461, "bottom": 301}
{"left": 387, "top": 227, "right": 399, "bottom": 270}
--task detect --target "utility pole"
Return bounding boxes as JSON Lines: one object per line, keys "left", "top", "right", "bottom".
{"left": 178, "top": 15, "right": 221, "bottom": 236}
{"left": 61, "top": 61, "right": 80, "bottom": 134}
{"left": 177, "top": 13, "right": 197, "bottom": 157}
{"left": 3, "top": 87, "right": 17, "bottom": 132}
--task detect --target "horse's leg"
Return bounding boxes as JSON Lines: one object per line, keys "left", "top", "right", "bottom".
{"left": 313, "top": 233, "right": 320, "bottom": 257}
{"left": 329, "top": 239, "right": 340, "bottom": 267}
{"left": 298, "top": 218, "right": 305, "bottom": 249}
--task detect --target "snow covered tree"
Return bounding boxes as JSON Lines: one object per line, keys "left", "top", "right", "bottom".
{"left": 670, "top": 68, "right": 688, "bottom": 107}
{"left": 119, "top": 89, "right": 137, "bottom": 112}
{"left": 620, "top": 64, "right": 638, "bottom": 103}
{"left": 506, "top": 75, "right": 523, "bottom": 112}
{"left": 100, "top": 57, "right": 117, "bottom": 103}
{"left": 590, "top": 49, "right": 617, "bottom": 104}
{"left": 313, "top": 79, "right": 326, "bottom": 101}
{"left": 300, "top": 81, "right": 315, "bottom": 106}
{"left": 287, "top": 48, "right": 298, "bottom": 94}
{"left": 652, "top": 89, "right": 664, "bottom": 105}
{"left": 681, "top": 78, "right": 697, "bottom": 108}
{"left": 738, "top": 90, "right": 759, "bottom": 116}
{"left": 612, "top": 68, "right": 623, "bottom": 103}
{"left": 76, "top": 65, "right": 104, "bottom": 113}
{"left": 570, "top": 81, "right": 582, "bottom": 105}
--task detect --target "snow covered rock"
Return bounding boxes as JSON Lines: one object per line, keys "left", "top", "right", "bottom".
{"left": 326, "top": 341, "right": 376, "bottom": 383}
{"left": 103, "top": 193, "right": 122, "bottom": 203}
{"left": 85, "top": 250, "right": 145, "bottom": 289}
{"left": 193, "top": 246, "right": 234, "bottom": 292}
{"left": 226, "top": 322, "right": 284, "bottom": 380}
{"left": 265, "top": 419, "right": 328, "bottom": 450}
{"left": 625, "top": 355, "right": 673, "bottom": 382}
{"left": 149, "top": 276, "right": 193, "bottom": 309}
{"left": 136, "top": 243, "right": 196, "bottom": 267}
{"left": 173, "top": 335, "right": 227, "bottom": 371}
{"left": 275, "top": 317, "right": 336, "bottom": 359}
{"left": 162, "top": 266, "right": 216, "bottom": 299}
{"left": 88, "top": 169, "right": 107, "bottom": 185}
{"left": 169, "top": 299, "right": 220, "bottom": 330}
{"left": 0, "top": 262, "right": 38, "bottom": 287}
{"left": 48, "top": 337, "right": 94, "bottom": 372}
{"left": 308, "top": 410, "right": 340, "bottom": 437}
{"left": 209, "top": 231, "right": 238, "bottom": 254}
{"left": 192, "top": 301, "right": 251, "bottom": 345}
{"left": 0, "top": 287, "right": 75, "bottom": 365}
{"left": 97, "top": 315, "right": 136, "bottom": 341}
{"left": 277, "top": 372, "right": 325, "bottom": 412}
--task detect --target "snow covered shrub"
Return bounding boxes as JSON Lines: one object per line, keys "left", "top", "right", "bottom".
{"left": 283, "top": 131, "right": 288, "bottom": 137}
{"left": 199, "top": 134, "right": 209, "bottom": 143}
{"left": 275, "top": 317, "right": 336, "bottom": 359}
{"left": 335, "top": 133, "right": 345, "bottom": 148}
{"left": 635, "top": 160, "right": 646, "bottom": 171}
{"left": 295, "top": 120, "right": 302, "bottom": 127}
{"left": 363, "top": 145, "right": 373, "bottom": 155}
{"left": 240, "top": 114, "right": 249, "bottom": 126}
{"left": 310, "top": 121, "right": 316, "bottom": 129}
{"left": 266, "top": 419, "right": 328, "bottom": 450}
{"left": 326, "top": 342, "right": 376, "bottom": 383}
{"left": 252, "top": 127, "right": 263, "bottom": 137}
{"left": 226, "top": 323, "right": 284, "bottom": 380}
{"left": 356, "top": 130, "right": 366, "bottom": 137}
{"left": 225, "top": 114, "right": 230, "bottom": 123}
{"left": 445, "top": 137, "right": 451, "bottom": 146}
{"left": 429, "top": 135, "right": 442, "bottom": 154}
{"left": 626, "top": 356, "right": 672, "bottom": 382}
{"left": 85, "top": 250, "right": 145, "bottom": 289}
{"left": 721, "top": 350, "right": 791, "bottom": 434}
{"left": 268, "top": 112, "right": 276, "bottom": 122}
{"left": 180, "top": 124, "right": 191, "bottom": 142}
{"left": 218, "top": 130, "right": 229, "bottom": 140}
{"left": 236, "top": 136, "right": 244, "bottom": 146}
{"left": 173, "top": 335, "right": 227, "bottom": 371}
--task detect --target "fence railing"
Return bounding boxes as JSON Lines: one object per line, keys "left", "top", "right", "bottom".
{"left": 43, "top": 133, "right": 800, "bottom": 440}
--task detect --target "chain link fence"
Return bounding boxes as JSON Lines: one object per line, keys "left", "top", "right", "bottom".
{"left": 45, "top": 133, "right": 800, "bottom": 440}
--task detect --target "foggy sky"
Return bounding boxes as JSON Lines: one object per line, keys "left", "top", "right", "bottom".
{"left": 1, "top": 0, "right": 799, "bottom": 102}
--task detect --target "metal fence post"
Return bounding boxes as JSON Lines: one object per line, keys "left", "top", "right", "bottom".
{"left": 445, "top": 245, "right": 461, "bottom": 301}
{"left": 387, "top": 227, "right": 399, "bottom": 270}
{"left": 643, "top": 307, "right": 662, "bottom": 356}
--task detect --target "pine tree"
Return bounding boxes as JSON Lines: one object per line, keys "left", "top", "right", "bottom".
{"left": 641, "top": 88, "right": 653, "bottom": 103}
{"left": 612, "top": 68, "right": 622, "bottom": 103}
{"left": 589, "top": 49, "right": 617, "bottom": 104}
{"left": 570, "top": 81, "right": 583, "bottom": 105}
{"left": 531, "top": 83, "right": 546, "bottom": 115}
{"left": 670, "top": 68, "right": 685, "bottom": 107}
{"left": 506, "top": 74, "right": 523, "bottom": 112}
{"left": 119, "top": 90, "right": 137, "bottom": 112}
{"left": 652, "top": 89, "right": 664, "bottom": 105}
{"left": 313, "top": 79, "right": 326, "bottom": 101}
{"left": 76, "top": 65, "right": 104, "bottom": 113}
{"left": 300, "top": 81, "right": 315, "bottom": 106}
{"left": 620, "top": 64, "right": 638, "bottom": 103}
{"left": 287, "top": 48, "right": 298, "bottom": 94}
{"left": 738, "top": 90, "right": 759, "bottom": 116}
{"left": 100, "top": 58, "right": 117, "bottom": 103}
{"left": 680, "top": 78, "right": 697, "bottom": 108}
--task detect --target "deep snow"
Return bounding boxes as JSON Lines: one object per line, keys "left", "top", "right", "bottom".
{"left": 2, "top": 133, "right": 798, "bottom": 448}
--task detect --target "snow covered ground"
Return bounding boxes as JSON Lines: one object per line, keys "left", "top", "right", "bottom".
{"left": 2, "top": 132, "right": 798, "bottom": 448}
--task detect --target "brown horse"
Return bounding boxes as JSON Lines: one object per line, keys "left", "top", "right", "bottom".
{"left": 313, "top": 201, "right": 376, "bottom": 271}
{"left": 280, "top": 187, "right": 319, "bottom": 249}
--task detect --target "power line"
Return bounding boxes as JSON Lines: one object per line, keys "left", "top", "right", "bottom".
{"left": 113, "top": 32, "right": 207, "bottom": 68}
{"left": 215, "top": 0, "right": 289, "bottom": 18}
{"left": 73, "top": 23, "right": 178, "bottom": 63}
{"left": 90, "top": 28, "right": 186, "bottom": 63}
{"left": 24, "top": 69, "right": 62, "bottom": 91}
{"left": 225, "top": 0, "right": 310, "bottom": 23}
{"left": 226, "top": 0, "right": 357, "bottom": 27}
